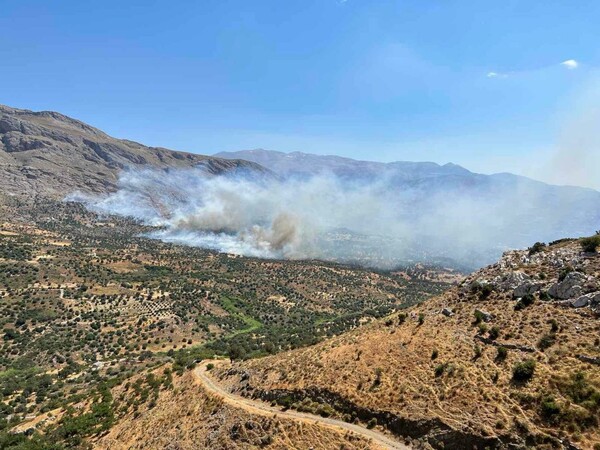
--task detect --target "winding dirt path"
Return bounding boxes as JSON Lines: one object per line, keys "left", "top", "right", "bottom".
{"left": 193, "top": 361, "right": 410, "bottom": 450}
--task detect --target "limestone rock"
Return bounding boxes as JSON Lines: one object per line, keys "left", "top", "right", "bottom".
{"left": 548, "top": 272, "right": 588, "bottom": 300}
{"left": 513, "top": 281, "right": 545, "bottom": 298}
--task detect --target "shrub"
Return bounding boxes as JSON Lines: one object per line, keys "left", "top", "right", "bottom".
{"left": 206, "top": 363, "right": 214, "bottom": 371}
{"left": 471, "top": 282, "right": 493, "bottom": 300}
{"left": 367, "top": 418, "right": 377, "bottom": 429}
{"left": 515, "top": 294, "right": 534, "bottom": 311}
{"left": 473, "top": 345, "right": 482, "bottom": 359}
{"left": 513, "top": 359, "right": 536, "bottom": 382}
{"left": 528, "top": 242, "right": 546, "bottom": 256}
{"left": 434, "top": 363, "right": 446, "bottom": 377}
{"left": 540, "top": 396, "right": 561, "bottom": 421}
{"left": 496, "top": 346, "right": 508, "bottom": 362}
{"left": 431, "top": 349, "right": 438, "bottom": 360}
{"left": 538, "top": 333, "right": 556, "bottom": 351}
{"left": 558, "top": 266, "right": 574, "bottom": 282}
{"left": 473, "top": 310, "right": 485, "bottom": 324}
{"left": 580, "top": 235, "right": 600, "bottom": 253}
{"left": 488, "top": 326, "right": 500, "bottom": 340}
{"left": 418, "top": 313, "right": 425, "bottom": 325}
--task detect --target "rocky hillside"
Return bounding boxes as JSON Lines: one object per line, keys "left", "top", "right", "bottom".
{"left": 217, "top": 238, "right": 600, "bottom": 449}
{"left": 0, "top": 105, "right": 268, "bottom": 198}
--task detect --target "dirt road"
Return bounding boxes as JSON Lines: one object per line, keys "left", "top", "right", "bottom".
{"left": 193, "top": 361, "right": 410, "bottom": 450}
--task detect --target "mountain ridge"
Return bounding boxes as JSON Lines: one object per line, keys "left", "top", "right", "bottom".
{"left": 0, "top": 104, "right": 269, "bottom": 198}
{"left": 216, "top": 148, "right": 599, "bottom": 193}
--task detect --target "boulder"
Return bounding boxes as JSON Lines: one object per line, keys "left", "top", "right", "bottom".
{"left": 442, "top": 307, "right": 454, "bottom": 317}
{"left": 548, "top": 272, "right": 588, "bottom": 300}
{"left": 571, "top": 296, "right": 590, "bottom": 308}
{"left": 498, "top": 271, "right": 530, "bottom": 291}
{"left": 572, "top": 291, "right": 600, "bottom": 309}
{"left": 513, "top": 281, "right": 545, "bottom": 298}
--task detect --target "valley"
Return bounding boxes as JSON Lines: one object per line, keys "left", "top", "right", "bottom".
{"left": 0, "top": 193, "right": 451, "bottom": 449}
{"left": 0, "top": 105, "right": 598, "bottom": 450}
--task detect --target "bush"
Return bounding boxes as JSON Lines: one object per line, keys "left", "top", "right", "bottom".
{"left": 473, "top": 310, "right": 485, "bottom": 324}
{"left": 538, "top": 333, "right": 556, "bottom": 351}
{"left": 431, "top": 349, "right": 438, "bottom": 360}
{"left": 488, "top": 326, "right": 500, "bottom": 340}
{"left": 581, "top": 235, "right": 600, "bottom": 253}
{"left": 528, "top": 242, "right": 546, "bottom": 256}
{"left": 418, "top": 313, "right": 425, "bottom": 325}
{"left": 540, "top": 396, "right": 561, "bottom": 421}
{"left": 471, "top": 282, "right": 493, "bottom": 300}
{"left": 434, "top": 363, "right": 446, "bottom": 377}
{"left": 496, "top": 346, "right": 508, "bottom": 362}
{"left": 515, "top": 294, "right": 534, "bottom": 311}
{"left": 513, "top": 359, "right": 536, "bottom": 382}
{"left": 367, "top": 418, "right": 377, "bottom": 429}
{"left": 206, "top": 363, "right": 214, "bottom": 371}
{"left": 558, "top": 266, "right": 574, "bottom": 282}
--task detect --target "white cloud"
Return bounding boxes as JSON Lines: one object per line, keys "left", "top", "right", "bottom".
{"left": 561, "top": 59, "right": 579, "bottom": 70}
{"left": 488, "top": 59, "right": 581, "bottom": 79}
{"left": 486, "top": 71, "right": 508, "bottom": 79}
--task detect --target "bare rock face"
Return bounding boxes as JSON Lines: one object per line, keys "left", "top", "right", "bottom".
{"left": 548, "top": 272, "right": 588, "bottom": 300}
{"left": 0, "top": 104, "right": 270, "bottom": 198}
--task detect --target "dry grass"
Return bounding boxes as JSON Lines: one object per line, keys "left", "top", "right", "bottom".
{"left": 95, "top": 370, "right": 383, "bottom": 450}
{"left": 220, "top": 242, "right": 600, "bottom": 448}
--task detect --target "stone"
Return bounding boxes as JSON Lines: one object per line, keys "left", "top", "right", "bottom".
{"left": 571, "top": 296, "right": 590, "bottom": 308}
{"left": 442, "top": 307, "right": 454, "bottom": 317}
{"left": 498, "top": 271, "right": 531, "bottom": 291}
{"left": 513, "top": 282, "right": 545, "bottom": 298}
{"left": 588, "top": 292, "right": 600, "bottom": 306}
{"left": 548, "top": 272, "right": 588, "bottom": 300}
{"left": 570, "top": 291, "right": 600, "bottom": 309}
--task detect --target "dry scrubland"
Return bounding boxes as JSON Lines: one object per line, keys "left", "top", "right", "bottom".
{"left": 219, "top": 240, "right": 600, "bottom": 449}
{"left": 94, "top": 369, "right": 381, "bottom": 450}
{"left": 0, "top": 194, "right": 449, "bottom": 449}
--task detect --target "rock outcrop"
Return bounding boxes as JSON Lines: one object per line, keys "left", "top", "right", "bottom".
{"left": 0, "top": 105, "right": 270, "bottom": 198}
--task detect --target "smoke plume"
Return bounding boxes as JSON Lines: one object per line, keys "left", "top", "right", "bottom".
{"left": 72, "top": 166, "right": 600, "bottom": 270}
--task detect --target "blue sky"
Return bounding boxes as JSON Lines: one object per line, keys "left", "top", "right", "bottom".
{"left": 1, "top": 1, "right": 599, "bottom": 187}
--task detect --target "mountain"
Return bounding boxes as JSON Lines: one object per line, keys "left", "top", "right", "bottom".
{"left": 214, "top": 149, "right": 591, "bottom": 195}
{"left": 215, "top": 148, "right": 472, "bottom": 181}
{"left": 0, "top": 105, "right": 268, "bottom": 198}
{"left": 215, "top": 238, "right": 600, "bottom": 449}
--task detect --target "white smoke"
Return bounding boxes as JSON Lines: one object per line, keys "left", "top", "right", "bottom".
{"left": 72, "top": 166, "right": 600, "bottom": 270}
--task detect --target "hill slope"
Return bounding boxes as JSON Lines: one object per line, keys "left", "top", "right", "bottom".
{"left": 0, "top": 105, "right": 267, "bottom": 198}
{"left": 217, "top": 240, "right": 600, "bottom": 449}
